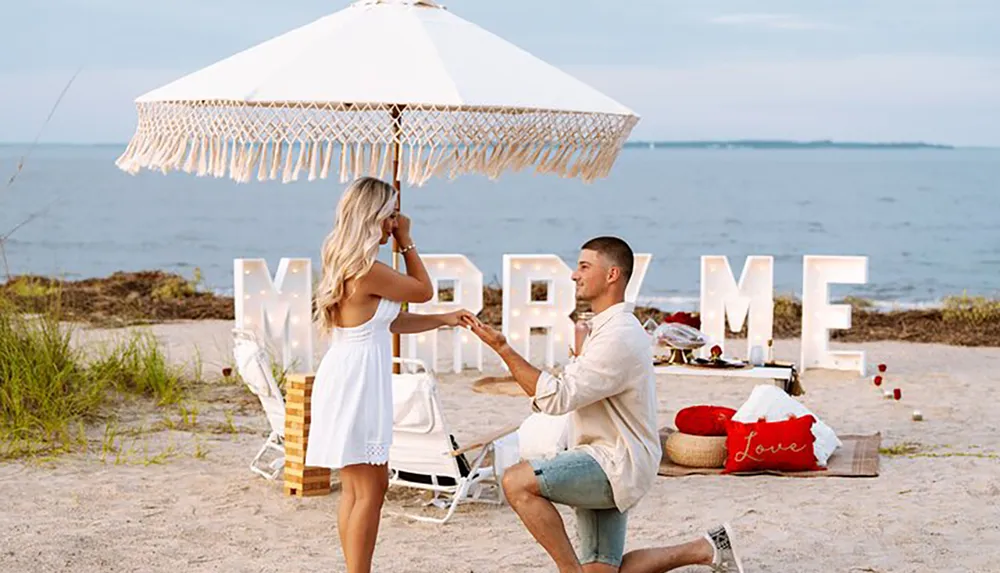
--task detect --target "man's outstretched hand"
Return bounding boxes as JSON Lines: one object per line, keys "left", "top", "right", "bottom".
{"left": 461, "top": 314, "right": 541, "bottom": 396}
{"left": 461, "top": 314, "right": 507, "bottom": 351}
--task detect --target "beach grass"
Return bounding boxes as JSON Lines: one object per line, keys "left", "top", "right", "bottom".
{"left": 89, "top": 329, "right": 185, "bottom": 406}
{"left": 0, "top": 293, "right": 190, "bottom": 460}
{"left": 942, "top": 292, "right": 1000, "bottom": 325}
{"left": 0, "top": 296, "right": 104, "bottom": 458}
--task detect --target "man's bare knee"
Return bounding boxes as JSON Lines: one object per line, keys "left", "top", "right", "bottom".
{"left": 502, "top": 462, "right": 540, "bottom": 503}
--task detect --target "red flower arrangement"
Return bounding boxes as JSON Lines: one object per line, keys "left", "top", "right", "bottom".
{"left": 878, "top": 364, "right": 887, "bottom": 373}
{"left": 873, "top": 375, "right": 883, "bottom": 386}
{"left": 661, "top": 311, "right": 701, "bottom": 330}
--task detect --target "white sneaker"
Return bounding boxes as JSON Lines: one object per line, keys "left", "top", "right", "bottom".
{"left": 705, "top": 522, "right": 745, "bottom": 573}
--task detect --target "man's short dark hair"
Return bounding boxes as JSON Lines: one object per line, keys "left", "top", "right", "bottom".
{"left": 581, "top": 236, "right": 634, "bottom": 283}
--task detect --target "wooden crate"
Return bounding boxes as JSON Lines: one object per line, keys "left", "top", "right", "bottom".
{"left": 284, "top": 373, "right": 331, "bottom": 497}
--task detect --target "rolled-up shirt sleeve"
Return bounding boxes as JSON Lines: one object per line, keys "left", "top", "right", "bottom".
{"left": 531, "top": 334, "right": 625, "bottom": 415}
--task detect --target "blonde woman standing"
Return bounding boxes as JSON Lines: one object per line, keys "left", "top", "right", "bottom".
{"left": 306, "top": 177, "right": 475, "bottom": 573}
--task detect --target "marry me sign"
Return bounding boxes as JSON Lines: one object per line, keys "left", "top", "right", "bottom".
{"left": 233, "top": 254, "right": 868, "bottom": 376}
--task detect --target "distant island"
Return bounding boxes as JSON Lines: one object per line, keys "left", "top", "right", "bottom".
{"left": 624, "top": 140, "right": 954, "bottom": 150}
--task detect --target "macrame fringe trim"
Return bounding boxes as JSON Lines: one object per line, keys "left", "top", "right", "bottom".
{"left": 115, "top": 101, "right": 638, "bottom": 186}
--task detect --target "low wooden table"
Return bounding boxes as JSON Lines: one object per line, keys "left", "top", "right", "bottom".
{"left": 654, "top": 364, "right": 798, "bottom": 394}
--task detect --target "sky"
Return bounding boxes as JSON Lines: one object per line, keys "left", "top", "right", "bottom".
{"left": 0, "top": 0, "right": 997, "bottom": 146}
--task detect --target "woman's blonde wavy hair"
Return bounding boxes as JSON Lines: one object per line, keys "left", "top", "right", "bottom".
{"left": 314, "top": 177, "right": 398, "bottom": 330}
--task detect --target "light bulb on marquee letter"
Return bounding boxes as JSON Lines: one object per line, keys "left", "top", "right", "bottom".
{"left": 402, "top": 254, "right": 484, "bottom": 373}
{"left": 699, "top": 255, "right": 774, "bottom": 359}
{"left": 502, "top": 255, "right": 575, "bottom": 368}
{"left": 234, "top": 258, "right": 314, "bottom": 373}
{"left": 801, "top": 255, "right": 868, "bottom": 374}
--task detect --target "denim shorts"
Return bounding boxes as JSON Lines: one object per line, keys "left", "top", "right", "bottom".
{"left": 528, "top": 450, "right": 628, "bottom": 567}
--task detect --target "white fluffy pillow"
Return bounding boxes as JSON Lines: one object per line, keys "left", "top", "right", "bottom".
{"left": 732, "top": 385, "right": 842, "bottom": 467}
{"left": 516, "top": 413, "right": 572, "bottom": 460}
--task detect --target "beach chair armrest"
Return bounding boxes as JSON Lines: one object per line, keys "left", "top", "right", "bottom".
{"left": 451, "top": 424, "right": 520, "bottom": 457}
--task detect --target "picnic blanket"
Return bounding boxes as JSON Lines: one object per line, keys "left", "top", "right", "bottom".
{"left": 657, "top": 428, "right": 881, "bottom": 478}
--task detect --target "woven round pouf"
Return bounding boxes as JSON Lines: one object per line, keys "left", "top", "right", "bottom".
{"left": 664, "top": 432, "right": 727, "bottom": 468}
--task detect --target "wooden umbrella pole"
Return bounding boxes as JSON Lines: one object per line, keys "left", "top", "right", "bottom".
{"left": 391, "top": 105, "right": 403, "bottom": 372}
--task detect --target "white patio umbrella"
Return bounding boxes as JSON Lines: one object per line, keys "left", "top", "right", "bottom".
{"left": 116, "top": 0, "right": 638, "bottom": 187}
{"left": 116, "top": 0, "right": 639, "bottom": 359}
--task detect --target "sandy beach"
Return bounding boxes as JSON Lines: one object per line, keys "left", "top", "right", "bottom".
{"left": 2, "top": 320, "right": 999, "bottom": 572}
{"left": 4, "top": 2, "right": 998, "bottom": 573}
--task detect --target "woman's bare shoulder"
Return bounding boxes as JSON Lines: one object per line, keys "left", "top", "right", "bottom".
{"left": 354, "top": 261, "right": 393, "bottom": 292}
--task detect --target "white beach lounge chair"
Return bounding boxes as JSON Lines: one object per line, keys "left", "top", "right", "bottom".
{"left": 389, "top": 357, "right": 518, "bottom": 524}
{"left": 232, "top": 328, "right": 285, "bottom": 481}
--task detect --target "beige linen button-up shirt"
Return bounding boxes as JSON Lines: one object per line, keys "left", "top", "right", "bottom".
{"left": 531, "top": 302, "right": 661, "bottom": 512}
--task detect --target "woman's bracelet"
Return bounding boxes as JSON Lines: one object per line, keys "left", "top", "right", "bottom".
{"left": 399, "top": 243, "right": 417, "bottom": 254}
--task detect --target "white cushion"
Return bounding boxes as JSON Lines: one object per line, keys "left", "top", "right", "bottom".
{"left": 731, "top": 385, "right": 842, "bottom": 467}
{"left": 392, "top": 373, "right": 436, "bottom": 434}
{"left": 492, "top": 432, "right": 521, "bottom": 505}
{"left": 516, "top": 412, "right": 572, "bottom": 460}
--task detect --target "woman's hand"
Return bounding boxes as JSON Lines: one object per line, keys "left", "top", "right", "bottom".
{"left": 442, "top": 309, "right": 478, "bottom": 328}
{"left": 393, "top": 212, "right": 412, "bottom": 245}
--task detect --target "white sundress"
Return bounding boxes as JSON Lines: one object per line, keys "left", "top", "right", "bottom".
{"left": 305, "top": 297, "right": 401, "bottom": 469}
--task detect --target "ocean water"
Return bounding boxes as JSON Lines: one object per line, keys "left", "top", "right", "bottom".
{"left": 1, "top": 145, "right": 997, "bottom": 309}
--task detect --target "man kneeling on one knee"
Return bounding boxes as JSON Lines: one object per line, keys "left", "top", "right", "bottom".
{"left": 464, "top": 236, "right": 745, "bottom": 573}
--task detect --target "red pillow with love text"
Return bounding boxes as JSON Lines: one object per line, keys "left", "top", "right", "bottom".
{"left": 675, "top": 405, "right": 737, "bottom": 437}
{"left": 723, "top": 415, "right": 821, "bottom": 473}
